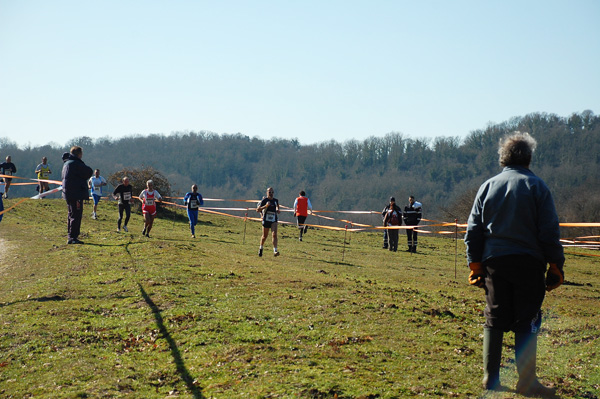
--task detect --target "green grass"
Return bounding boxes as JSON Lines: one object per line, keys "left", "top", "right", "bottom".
{"left": 0, "top": 198, "right": 599, "bottom": 398}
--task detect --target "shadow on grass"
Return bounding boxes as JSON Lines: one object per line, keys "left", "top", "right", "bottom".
{"left": 138, "top": 283, "right": 205, "bottom": 399}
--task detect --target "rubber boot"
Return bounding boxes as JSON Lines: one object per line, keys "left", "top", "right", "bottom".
{"left": 483, "top": 327, "right": 504, "bottom": 390}
{"left": 515, "top": 332, "right": 556, "bottom": 397}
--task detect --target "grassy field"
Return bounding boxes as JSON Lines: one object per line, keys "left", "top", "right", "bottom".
{"left": 0, "top": 199, "right": 598, "bottom": 399}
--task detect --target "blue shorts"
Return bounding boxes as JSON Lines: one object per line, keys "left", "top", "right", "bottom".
{"left": 92, "top": 194, "right": 101, "bottom": 205}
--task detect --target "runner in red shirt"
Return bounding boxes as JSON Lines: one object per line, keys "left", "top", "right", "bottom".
{"left": 293, "top": 190, "right": 313, "bottom": 241}
{"left": 139, "top": 180, "right": 162, "bottom": 237}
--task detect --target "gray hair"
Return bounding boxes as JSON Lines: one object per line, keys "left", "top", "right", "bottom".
{"left": 498, "top": 131, "right": 537, "bottom": 167}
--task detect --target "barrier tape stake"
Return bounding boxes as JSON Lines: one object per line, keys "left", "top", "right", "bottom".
{"left": 454, "top": 219, "right": 458, "bottom": 280}
{"left": 342, "top": 225, "right": 348, "bottom": 262}
{"left": 349, "top": 223, "right": 352, "bottom": 244}
{"left": 243, "top": 212, "right": 248, "bottom": 245}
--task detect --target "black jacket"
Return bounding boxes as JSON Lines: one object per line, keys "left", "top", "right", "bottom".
{"left": 61, "top": 153, "right": 93, "bottom": 201}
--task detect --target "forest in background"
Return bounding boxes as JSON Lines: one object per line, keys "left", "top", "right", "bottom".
{"left": 1, "top": 110, "right": 599, "bottom": 230}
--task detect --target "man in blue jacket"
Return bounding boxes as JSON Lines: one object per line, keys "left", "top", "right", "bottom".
{"left": 465, "top": 132, "right": 564, "bottom": 395}
{"left": 61, "top": 146, "right": 94, "bottom": 244}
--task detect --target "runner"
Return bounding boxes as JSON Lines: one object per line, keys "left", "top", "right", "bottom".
{"left": 113, "top": 176, "right": 134, "bottom": 232}
{"left": 88, "top": 169, "right": 107, "bottom": 219}
{"left": 0, "top": 156, "right": 17, "bottom": 199}
{"left": 293, "top": 190, "right": 313, "bottom": 241}
{"left": 256, "top": 187, "right": 280, "bottom": 257}
{"left": 183, "top": 184, "right": 204, "bottom": 238}
{"left": 139, "top": 180, "right": 162, "bottom": 237}
{"left": 35, "top": 157, "right": 52, "bottom": 194}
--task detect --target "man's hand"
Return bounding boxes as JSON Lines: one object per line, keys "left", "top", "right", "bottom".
{"left": 546, "top": 263, "right": 564, "bottom": 292}
{"left": 468, "top": 262, "right": 486, "bottom": 288}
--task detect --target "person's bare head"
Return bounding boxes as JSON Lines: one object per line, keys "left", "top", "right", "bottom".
{"left": 498, "top": 131, "right": 537, "bottom": 167}
{"left": 70, "top": 146, "right": 83, "bottom": 159}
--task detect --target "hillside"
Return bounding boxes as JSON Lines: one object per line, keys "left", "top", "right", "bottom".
{"left": 0, "top": 199, "right": 598, "bottom": 398}
{"left": 1, "top": 111, "right": 599, "bottom": 226}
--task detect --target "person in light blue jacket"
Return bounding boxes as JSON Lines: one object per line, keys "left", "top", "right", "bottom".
{"left": 465, "top": 131, "right": 564, "bottom": 395}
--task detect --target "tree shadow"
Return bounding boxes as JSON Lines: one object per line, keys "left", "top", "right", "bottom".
{"left": 138, "top": 283, "right": 205, "bottom": 399}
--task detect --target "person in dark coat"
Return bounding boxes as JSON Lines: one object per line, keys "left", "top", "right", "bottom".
{"left": 61, "top": 146, "right": 93, "bottom": 244}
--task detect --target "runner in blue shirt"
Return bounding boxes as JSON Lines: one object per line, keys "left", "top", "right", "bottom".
{"left": 183, "top": 184, "right": 204, "bottom": 238}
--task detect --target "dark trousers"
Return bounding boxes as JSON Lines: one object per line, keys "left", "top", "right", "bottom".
{"left": 483, "top": 255, "right": 546, "bottom": 333}
{"left": 67, "top": 199, "right": 84, "bottom": 240}
{"left": 383, "top": 229, "right": 388, "bottom": 248}
{"left": 387, "top": 229, "right": 398, "bottom": 251}
{"left": 118, "top": 203, "right": 131, "bottom": 228}
{"left": 297, "top": 216, "right": 307, "bottom": 237}
{"left": 406, "top": 227, "right": 418, "bottom": 248}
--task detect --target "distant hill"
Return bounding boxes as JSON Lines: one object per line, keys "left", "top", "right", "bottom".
{"left": 2, "top": 110, "right": 599, "bottom": 225}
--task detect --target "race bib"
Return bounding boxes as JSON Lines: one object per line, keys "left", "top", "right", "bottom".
{"left": 189, "top": 199, "right": 198, "bottom": 209}
{"left": 265, "top": 211, "right": 276, "bottom": 222}
{"left": 146, "top": 198, "right": 155, "bottom": 206}
{"left": 123, "top": 192, "right": 131, "bottom": 201}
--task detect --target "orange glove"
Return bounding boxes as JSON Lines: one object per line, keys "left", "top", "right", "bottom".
{"left": 468, "top": 262, "right": 486, "bottom": 288}
{"left": 546, "top": 263, "right": 564, "bottom": 292}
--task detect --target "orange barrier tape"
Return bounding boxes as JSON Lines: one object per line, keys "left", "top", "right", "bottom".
{"left": 0, "top": 198, "right": 29, "bottom": 216}
{"left": 565, "top": 251, "right": 600, "bottom": 257}
{"left": 560, "top": 223, "right": 600, "bottom": 227}
{"left": 0, "top": 174, "right": 62, "bottom": 185}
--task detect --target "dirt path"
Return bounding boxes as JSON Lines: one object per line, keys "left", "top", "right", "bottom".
{"left": 0, "top": 236, "right": 15, "bottom": 276}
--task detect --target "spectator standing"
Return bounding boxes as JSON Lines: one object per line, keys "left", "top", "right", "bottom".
{"left": 0, "top": 156, "right": 17, "bottom": 198}
{"left": 293, "top": 190, "right": 312, "bottom": 241}
{"left": 113, "top": 176, "right": 134, "bottom": 232}
{"left": 383, "top": 197, "right": 402, "bottom": 252}
{"left": 183, "top": 184, "right": 204, "bottom": 238}
{"left": 403, "top": 195, "right": 422, "bottom": 253}
{"left": 35, "top": 157, "right": 52, "bottom": 194}
{"left": 0, "top": 179, "right": 5, "bottom": 223}
{"left": 465, "top": 131, "right": 564, "bottom": 395}
{"left": 61, "top": 146, "right": 94, "bottom": 244}
{"left": 88, "top": 169, "right": 107, "bottom": 219}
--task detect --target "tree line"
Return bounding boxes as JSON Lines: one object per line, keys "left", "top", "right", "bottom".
{"left": 1, "top": 110, "right": 599, "bottom": 235}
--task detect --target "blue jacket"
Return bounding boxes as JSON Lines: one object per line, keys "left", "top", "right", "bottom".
{"left": 61, "top": 153, "right": 94, "bottom": 201}
{"left": 465, "top": 166, "right": 564, "bottom": 268}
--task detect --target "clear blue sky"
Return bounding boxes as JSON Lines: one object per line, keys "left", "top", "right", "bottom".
{"left": 1, "top": 1, "right": 599, "bottom": 148}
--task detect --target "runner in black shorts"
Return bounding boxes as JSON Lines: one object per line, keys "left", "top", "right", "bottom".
{"left": 113, "top": 176, "right": 134, "bottom": 232}
{"left": 256, "top": 187, "right": 280, "bottom": 257}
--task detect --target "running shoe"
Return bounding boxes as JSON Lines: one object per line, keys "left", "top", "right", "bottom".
{"left": 274, "top": 251, "right": 280, "bottom": 257}
{"left": 258, "top": 248, "right": 263, "bottom": 257}
{"left": 142, "top": 228, "right": 147, "bottom": 236}
{"left": 299, "top": 237, "right": 303, "bottom": 241}
{"left": 191, "top": 234, "right": 196, "bottom": 238}
{"left": 123, "top": 225, "right": 128, "bottom": 232}
{"left": 117, "top": 228, "right": 121, "bottom": 232}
